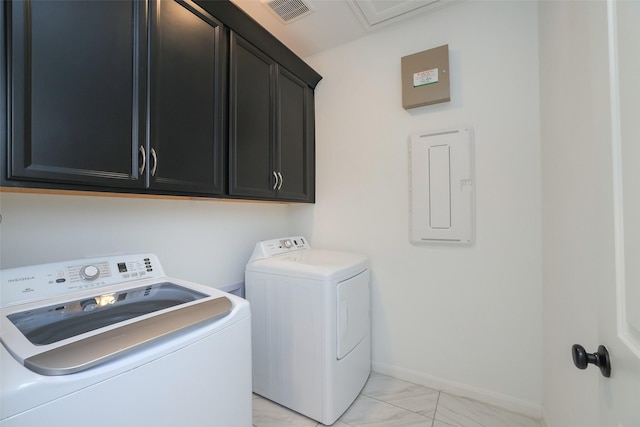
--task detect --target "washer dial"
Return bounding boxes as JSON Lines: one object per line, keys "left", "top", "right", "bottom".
{"left": 80, "top": 265, "right": 100, "bottom": 281}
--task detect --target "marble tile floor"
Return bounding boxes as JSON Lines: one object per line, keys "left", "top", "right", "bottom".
{"left": 252, "top": 372, "right": 542, "bottom": 427}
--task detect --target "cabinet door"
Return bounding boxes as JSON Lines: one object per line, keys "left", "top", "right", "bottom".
{"left": 228, "top": 32, "right": 277, "bottom": 199}
{"left": 277, "top": 66, "right": 315, "bottom": 202}
{"left": 8, "top": 0, "right": 146, "bottom": 188}
{"left": 148, "top": 0, "right": 224, "bottom": 195}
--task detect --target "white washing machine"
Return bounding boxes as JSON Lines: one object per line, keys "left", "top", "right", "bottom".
{"left": 245, "top": 237, "right": 370, "bottom": 425}
{"left": 0, "top": 254, "right": 252, "bottom": 427}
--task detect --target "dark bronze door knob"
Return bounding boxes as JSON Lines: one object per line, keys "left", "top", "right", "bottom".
{"left": 572, "top": 344, "right": 611, "bottom": 378}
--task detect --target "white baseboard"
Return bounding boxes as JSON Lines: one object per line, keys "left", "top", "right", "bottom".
{"left": 371, "top": 361, "right": 543, "bottom": 421}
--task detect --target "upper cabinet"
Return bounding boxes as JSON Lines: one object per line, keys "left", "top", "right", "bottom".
{"left": 2, "top": 0, "right": 321, "bottom": 202}
{"left": 6, "top": 0, "right": 225, "bottom": 196}
{"left": 7, "top": 0, "right": 147, "bottom": 189}
{"left": 277, "top": 66, "right": 315, "bottom": 201}
{"left": 228, "top": 33, "right": 275, "bottom": 200}
{"left": 148, "top": 0, "right": 225, "bottom": 195}
{"left": 229, "top": 33, "right": 314, "bottom": 202}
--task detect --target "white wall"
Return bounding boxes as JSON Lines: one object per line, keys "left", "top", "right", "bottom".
{"left": 0, "top": 192, "right": 291, "bottom": 290}
{"left": 293, "top": 0, "right": 542, "bottom": 414}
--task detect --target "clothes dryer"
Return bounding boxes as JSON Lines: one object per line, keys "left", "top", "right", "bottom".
{"left": 245, "top": 237, "right": 370, "bottom": 425}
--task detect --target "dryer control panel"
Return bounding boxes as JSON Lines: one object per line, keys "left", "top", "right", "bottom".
{"left": 0, "top": 254, "right": 164, "bottom": 307}
{"left": 249, "top": 236, "right": 310, "bottom": 261}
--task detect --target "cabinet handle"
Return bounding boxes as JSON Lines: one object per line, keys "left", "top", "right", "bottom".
{"left": 272, "top": 171, "right": 279, "bottom": 190}
{"left": 277, "top": 172, "right": 283, "bottom": 190}
{"left": 150, "top": 148, "right": 158, "bottom": 177}
{"left": 138, "top": 146, "right": 146, "bottom": 175}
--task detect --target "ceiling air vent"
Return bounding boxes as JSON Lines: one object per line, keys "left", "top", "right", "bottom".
{"left": 262, "top": 0, "right": 314, "bottom": 24}
{"left": 347, "top": 0, "right": 455, "bottom": 31}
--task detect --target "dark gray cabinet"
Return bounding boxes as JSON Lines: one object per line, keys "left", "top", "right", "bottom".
{"left": 277, "top": 66, "right": 315, "bottom": 201}
{"left": 6, "top": 0, "right": 224, "bottom": 196}
{"left": 7, "top": 0, "right": 147, "bottom": 189}
{"left": 148, "top": 0, "right": 225, "bottom": 194}
{"left": 3, "top": 0, "right": 319, "bottom": 202}
{"left": 229, "top": 32, "right": 314, "bottom": 202}
{"left": 228, "top": 33, "right": 275, "bottom": 199}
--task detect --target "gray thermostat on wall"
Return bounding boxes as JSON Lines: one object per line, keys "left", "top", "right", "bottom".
{"left": 401, "top": 44, "right": 450, "bottom": 109}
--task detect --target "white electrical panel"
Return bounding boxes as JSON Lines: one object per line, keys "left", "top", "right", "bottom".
{"left": 409, "top": 127, "right": 474, "bottom": 245}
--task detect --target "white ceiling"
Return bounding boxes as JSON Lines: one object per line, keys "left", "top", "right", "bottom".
{"left": 229, "top": 0, "right": 455, "bottom": 58}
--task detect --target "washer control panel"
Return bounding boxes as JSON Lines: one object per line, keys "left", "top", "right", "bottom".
{"left": 249, "top": 236, "right": 310, "bottom": 261}
{"left": 0, "top": 254, "right": 164, "bottom": 307}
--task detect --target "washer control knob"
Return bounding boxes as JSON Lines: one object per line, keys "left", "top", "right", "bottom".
{"left": 80, "top": 265, "right": 100, "bottom": 281}
{"left": 283, "top": 240, "right": 293, "bottom": 249}
{"left": 81, "top": 299, "right": 98, "bottom": 312}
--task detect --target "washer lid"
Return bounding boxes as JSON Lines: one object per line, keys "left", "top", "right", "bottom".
{"left": 0, "top": 275, "right": 247, "bottom": 376}
{"left": 246, "top": 249, "right": 368, "bottom": 280}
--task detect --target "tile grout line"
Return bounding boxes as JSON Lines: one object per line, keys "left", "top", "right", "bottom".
{"left": 359, "top": 390, "right": 438, "bottom": 424}
{"left": 431, "top": 391, "right": 441, "bottom": 427}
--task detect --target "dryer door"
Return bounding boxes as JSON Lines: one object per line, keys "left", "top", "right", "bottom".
{"left": 336, "top": 269, "right": 370, "bottom": 360}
